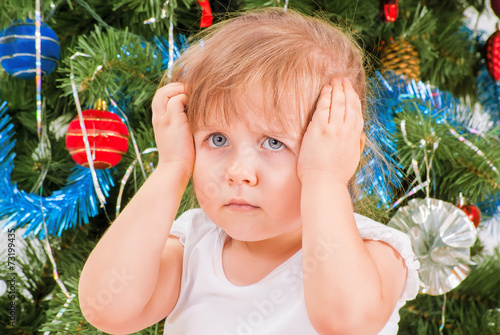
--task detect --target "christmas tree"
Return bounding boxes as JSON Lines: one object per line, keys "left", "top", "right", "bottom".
{"left": 0, "top": 0, "right": 499, "bottom": 334}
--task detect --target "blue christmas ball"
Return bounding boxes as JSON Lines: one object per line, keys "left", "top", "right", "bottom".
{"left": 0, "top": 19, "right": 60, "bottom": 79}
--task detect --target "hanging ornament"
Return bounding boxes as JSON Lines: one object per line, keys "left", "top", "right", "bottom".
{"left": 388, "top": 198, "right": 477, "bottom": 295}
{"left": 380, "top": 0, "right": 399, "bottom": 22}
{"left": 492, "top": 0, "right": 500, "bottom": 19}
{"left": 0, "top": 99, "right": 114, "bottom": 238}
{"left": 459, "top": 204, "right": 482, "bottom": 228}
{"left": 456, "top": 193, "right": 482, "bottom": 228}
{"left": 0, "top": 19, "right": 60, "bottom": 79}
{"left": 379, "top": 38, "right": 421, "bottom": 81}
{"left": 66, "top": 100, "right": 129, "bottom": 169}
{"left": 197, "top": 0, "right": 213, "bottom": 28}
{"left": 485, "top": 25, "right": 500, "bottom": 81}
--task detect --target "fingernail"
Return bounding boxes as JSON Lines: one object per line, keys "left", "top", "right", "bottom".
{"left": 342, "top": 77, "right": 352, "bottom": 85}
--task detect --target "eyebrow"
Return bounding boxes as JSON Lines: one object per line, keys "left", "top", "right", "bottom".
{"left": 196, "top": 124, "right": 300, "bottom": 141}
{"left": 249, "top": 123, "right": 302, "bottom": 143}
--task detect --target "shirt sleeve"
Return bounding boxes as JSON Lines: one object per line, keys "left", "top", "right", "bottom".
{"left": 354, "top": 213, "right": 420, "bottom": 302}
{"left": 169, "top": 208, "right": 215, "bottom": 247}
{"left": 169, "top": 210, "right": 193, "bottom": 245}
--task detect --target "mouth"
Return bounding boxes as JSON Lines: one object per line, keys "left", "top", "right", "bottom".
{"left": 225, "top": 199, "right": 259, "bottom": 211}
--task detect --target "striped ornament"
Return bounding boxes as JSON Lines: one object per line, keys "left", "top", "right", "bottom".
{"left": 0, "top": 20, "right": 60, "bottom": 79}
{"left": 66, "top": 109, "right": 129, "bottom": 169}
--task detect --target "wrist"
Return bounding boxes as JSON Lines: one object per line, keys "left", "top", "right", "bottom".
{"left": 299, "top": 170, "right": 348, "bottom": 188}
{"left": 154, "top": 161, "right": 192, "bottom": 185}
{"left": 300, "top": 171, "right": 354, "bottom": 221}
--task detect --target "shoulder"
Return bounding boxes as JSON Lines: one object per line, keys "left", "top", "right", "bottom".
{"left": 354, "top": 212, "right": 420, "bottom": 301}
{"left": 170, "top": 208, "right": 218, "bottom": 246}
{"left": 354, "top": 212, "right": 410, "bottom": 247}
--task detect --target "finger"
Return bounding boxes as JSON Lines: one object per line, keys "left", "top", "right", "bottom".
{"left": 168, "top": 94, "right": 188, "bottom": 120}
{"left": 329, "top": 79, "right": 345, "bottom": 125}
{"left": 343, "top": 79, "right": 363, "bottom": 131}
{"left": 152, "top": 82, "right": 185, "bottom": 116}
{"left": 311, "top": 85, "right": 332, "bottom": 125}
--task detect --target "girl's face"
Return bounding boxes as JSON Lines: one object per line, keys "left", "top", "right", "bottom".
{"left": 192, "top": 109, "right": 304, "bottom": 243}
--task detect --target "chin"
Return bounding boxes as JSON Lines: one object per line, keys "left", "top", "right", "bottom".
{"left": 217, "top": 222, "right": 267, "bottom": 241}
{"left": 210, "top": 217, "right": 273, "bottom": 242}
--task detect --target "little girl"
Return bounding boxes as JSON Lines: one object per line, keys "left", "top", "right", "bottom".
{"left": 79, "top": 8, "right": 419, "bottom": 335}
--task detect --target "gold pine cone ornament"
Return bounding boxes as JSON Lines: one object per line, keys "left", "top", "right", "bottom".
{"left": 379, "top": 38, "right": 421, "bottom": 81}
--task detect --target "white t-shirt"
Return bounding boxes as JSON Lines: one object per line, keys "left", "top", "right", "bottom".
{"left": 164, "top": 208, "right": 419, "bottom": 335}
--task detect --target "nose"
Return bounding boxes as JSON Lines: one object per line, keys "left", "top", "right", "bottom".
{"left": 225, "top": 150, "right": 258, "bottom": 186}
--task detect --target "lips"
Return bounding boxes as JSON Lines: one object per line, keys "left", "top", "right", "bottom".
{"left": 225, "top": 198, "right": 259, "bottom": 210}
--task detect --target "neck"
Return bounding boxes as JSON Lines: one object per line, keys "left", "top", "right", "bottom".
{"left": 225, "top": 226, "right": 303, "bottom": 258}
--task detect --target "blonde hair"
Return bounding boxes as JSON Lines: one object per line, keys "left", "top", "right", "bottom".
{"left": 162, "top": 8, "right": 386, "bottom": 209}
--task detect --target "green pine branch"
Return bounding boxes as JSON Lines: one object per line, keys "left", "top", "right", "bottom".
{"left": 0, "top": 237, "right": 54, "bottom": 334}
{"left": 394, "top": 100, "right": 500, "bottom": 206}
{"left": 0, "top": 0, "right": 70, "bottom": 30}
{"left": 421, "top": 0, "right": 486, "bottom": 17}
{"left": 57, "top": 26, "right": 161, "bottom": 108}
{"left": 112, "top": 0, "right": 200, "bottom": 36}
{"left": 399, "top": 253, "right": 500, "bottom": 335}
{"left": 419, "top": 16, "right": 481, "bottom": 97}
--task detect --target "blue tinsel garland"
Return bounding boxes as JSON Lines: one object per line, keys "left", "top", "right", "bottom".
{"left": 153, "top": 34, "right": 188, "bottom": 70}
{"left": 373, "top": 71, "right": 500, "bottom": 216}
{"left": 476, "top": 65, "right": 500, "bottom": 126}
{"left": 0, "top": 100, "right": 114, "bottom": 238}
{"left": 358, "top": 71, "right": 452, "bottom": 208}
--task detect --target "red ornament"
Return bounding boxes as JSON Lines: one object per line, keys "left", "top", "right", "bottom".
{"left": 66, "top": 109, "right": 129, "bottom": 169}
{"left": 485, "top": 27, "right": 500, "bottom": 81}
{"left": 458, "top": 204, "right": 482, "bottom": 228}
{"left": 380, "top": 0, "right": 399, "bottom": 23}
{"left": 491, "top": 0, "right": 500, "bottom": 19}
{"left": 197, "top": 0, "right": 213, "bottom": 28}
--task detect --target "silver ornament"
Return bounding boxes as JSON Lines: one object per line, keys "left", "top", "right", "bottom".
{"left": 389, "top": 198, "right": 477, "bottom": 295}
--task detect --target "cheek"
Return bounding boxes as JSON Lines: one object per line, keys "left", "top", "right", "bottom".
{"left": 282, "top": 175, "right": 302, "bottom": 207}
{"left": 263, "top": 156, "right": 302, "bottom": 205}
{"left": 193, "top": 153, "right": 224, "bottom": 208}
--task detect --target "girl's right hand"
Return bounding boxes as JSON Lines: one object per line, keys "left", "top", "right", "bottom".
{"left": 152, "top": 82, "right": 194, "bottom": 179}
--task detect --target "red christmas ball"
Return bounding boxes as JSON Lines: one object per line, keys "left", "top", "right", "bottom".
{"left": 380, "top": 0, "right": 399, "bottom": 23}
{"left": 485, "top": 28, "right": 500, "bottom": 81}
{"left": 66, "top": 109, "right": 129, "bottom": 169}
{"left": 458, "top": 204, "right": 482, "bottom": 228}
{"left": 492, "top": 0, "right": 500, "bottom": 19}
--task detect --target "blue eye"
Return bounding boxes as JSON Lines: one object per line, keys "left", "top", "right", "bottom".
{"left": 262, "top": 137, "right": 285, "bottom": 151}
{"left": 208, "top": 133, "right": 228, "bottom": 147}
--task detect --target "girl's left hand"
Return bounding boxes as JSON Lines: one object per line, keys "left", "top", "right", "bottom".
{"left": 297, "top": 79, "right": 364, "bottom": 185}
